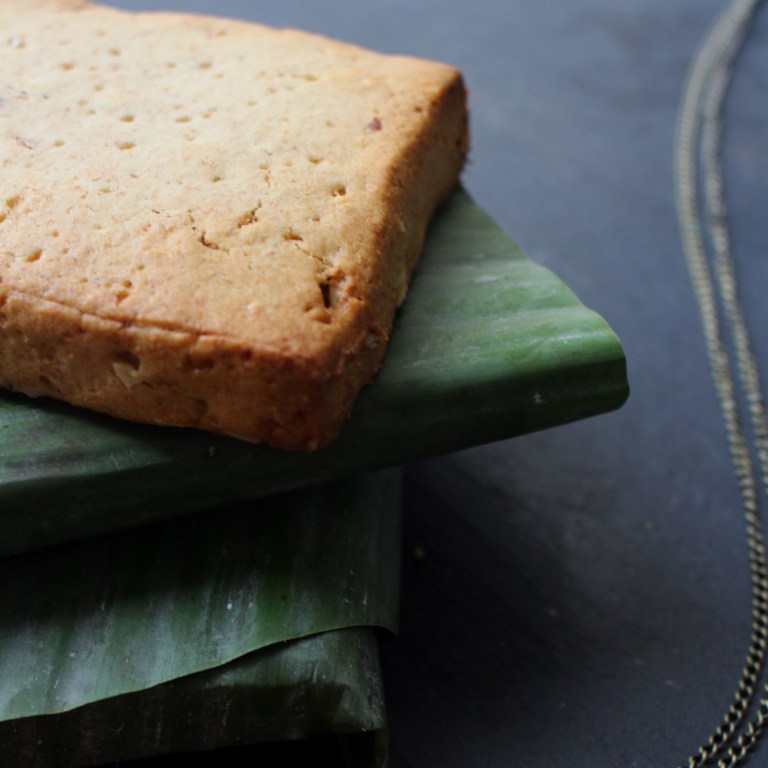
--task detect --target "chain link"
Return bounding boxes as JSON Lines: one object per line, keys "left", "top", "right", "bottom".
{"left": 674, "top": 0, "right": 768, "bottom": 766}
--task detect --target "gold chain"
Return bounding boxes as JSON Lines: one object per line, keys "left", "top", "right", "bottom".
{"left": 674, "top": 0, "right": 768, "bottom": 766}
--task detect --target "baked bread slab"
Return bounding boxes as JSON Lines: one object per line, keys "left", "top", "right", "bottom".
{"left": 0, "top": 0, "right": 467, "bottom": 450}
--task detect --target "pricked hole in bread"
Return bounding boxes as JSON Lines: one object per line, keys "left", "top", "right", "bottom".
{"left": 53, "top": 139, "right": 65, "bottom": 147}
{"left": 114, "top": 350, "right": 140, "bottom": 370}
{"left": 283, "top": 230, "right": 303, "bottom": 242}
{"left": 6, "top": 196, "right": 20, "bottom": 210}
{"left": 108, "top": 47, "right": 121, "bottom": 56}
{"left": 0, "top": 214, "right": 6, "bottom": 224}
{"left": 199, "top": 61, "right": 213, "bottom": 70}
{"left": 115, "top": 281, "right": 132, "bottom": 304}
{"left": 175, "top": 115, "right": 192, "bottom": 123}
{"left": 120, "top": 114, "right": 134, "bottom": 123}
{"left": 60, "top": 62, "right": 75, "bottom": 71}
{"left": 211, "top": 175, "right": 223, "bottom": 183}
{"left": 117, "top": 141, "right": 135, "bottom": 151}
{"left": 25, "top": 248, "right": 42, "bottom": 263}
{"left": 237, "top": 209, "right": 259, "bottom": 227}
{"left": 319, "top": 281, "right": 332, "bottom": 309}
{"left": 113, "top": 352, "right": 142, "bottom": 388}
{"left": 308, "top": 155, "right": 324, "bottom": 165}
{"left": 332, "top": 184, "right": 347, "bottom": 197}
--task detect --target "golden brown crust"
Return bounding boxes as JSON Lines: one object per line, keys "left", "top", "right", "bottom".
{"left": 0, "top": 1, "right": 467, "bottom": 450}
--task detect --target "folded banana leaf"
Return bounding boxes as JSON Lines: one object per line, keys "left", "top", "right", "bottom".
{"left": 0, "top": 470, "right": 400, "bottom": 767}
{"left": 0, "top": 188, "right": 628, "bottom": 556}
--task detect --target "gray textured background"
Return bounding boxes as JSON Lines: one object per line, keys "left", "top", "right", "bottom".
{"left": 108, "top": 1, "right": 768, "bottom": 766}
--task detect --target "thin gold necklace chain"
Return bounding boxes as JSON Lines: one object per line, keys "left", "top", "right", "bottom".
{"left": 675, "top": 0, "right": 768, "bottom": 766}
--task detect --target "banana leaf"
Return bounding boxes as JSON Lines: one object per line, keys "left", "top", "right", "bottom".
{"left": 0, "top": 470, "right": 401, "bottom": 767}
{"left": 0, "top": 188, "right": 628, "bottom": 556}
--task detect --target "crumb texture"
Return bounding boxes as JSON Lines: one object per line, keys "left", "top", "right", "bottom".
{"left": 0, "top": 0, "right": 468, "bottom": 449}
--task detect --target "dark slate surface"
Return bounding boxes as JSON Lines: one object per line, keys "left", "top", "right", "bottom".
{"left": 105, "top": 1, "right": 768, "bottom": 766}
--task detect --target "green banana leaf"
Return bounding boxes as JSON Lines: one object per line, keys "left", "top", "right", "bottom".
{"left": 0, "top": 188, "right": 628, "bottom": 556}
{"left": 0, "top": 470, "right": 401, "bottom": 767}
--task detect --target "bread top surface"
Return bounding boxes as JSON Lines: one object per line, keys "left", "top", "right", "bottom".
{"left": 0, "top": 0, "right": 466, "bottom": 367}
